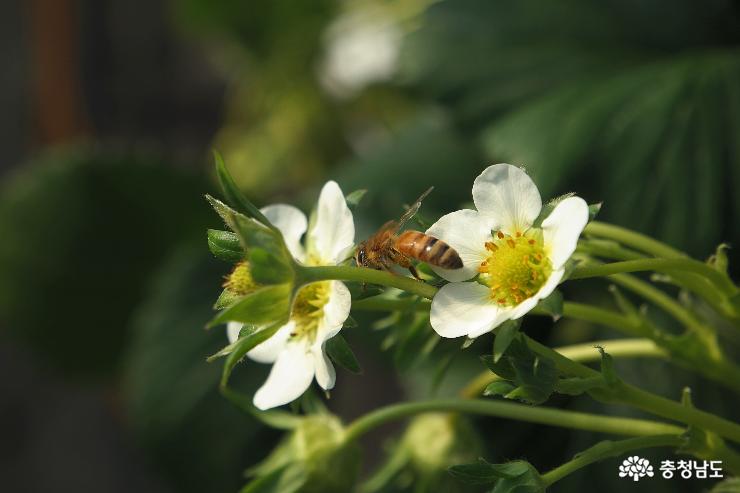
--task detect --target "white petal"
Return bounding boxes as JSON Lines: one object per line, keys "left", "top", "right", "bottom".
{"left": 508, "top": 268, "right": 565, "bottom": 320}
{"left": 425, "top": 209, "right": 493, "bottom": 282}
{"left": 253, "top": 341, "right": 315, "bottom": 410}
{"left": 472, "top": 164, "right": 542, "bottom": 234}
{"left": 247, "top": 321, "right": 294, "bottom": 364}
{"left": 308, "top": 181, "right": 355, "bottom": 264}
{"left": 226, "top": 322, "right": 242, "bottom": 344}
{"left": 260, "top": 204, "right": 307, "bottom": 261}
{"left": 316, "top": 281, "right": 351, "bottom": 343}
{"left": 312, "top": 345, "right": 336, "bottom": 390}
{"left": 430, "top": 282, "right": 502, "bottom": 338}
{"left": 542, "top": 196, "right": 589, "bottom": 269}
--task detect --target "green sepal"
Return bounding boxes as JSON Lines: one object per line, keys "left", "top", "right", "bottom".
{"left": 213, "top": 288, "right": 240, "bottom": 310}
{"left": 213, "top": 150, "right": 275, "bottom": 229}
{"left": 207, "top": 229, "right": 244, "bottom": 263}
{"left": 597, "top": 346, "right": 619, "bottom": 387}
{"left": 533, "top": 193, "right": 574, "bottom": 227}
{"left": 493, "top": 319, "right": 521, "bottom": 363}
{"left": 345, "top": 189, "right": 367, "bottom": 210}
{"left": 536, "top": 289, "right": 563, "bottom": 321}
{"left": 221, "top": 320, "right": 286, "bottom": 389}
{"left": 223, "top": 207, "right": 294, "bottom": 285}
{"left": 208, "top": 284, "right": 291, "bottom": 328}
{"left": 249, "top": 248, "right": 295, "bottom": 285}
{"left": 588, "top": 202, "right": 603, "bottom": 221}
{"left": 707, "top": 243, "right": 730, "bottom": 274}
{"left": 326, "top": 335, "right": 362, "bottom": 374}
{"left": 449, "top": 459, "right": 544, "bottom": 493}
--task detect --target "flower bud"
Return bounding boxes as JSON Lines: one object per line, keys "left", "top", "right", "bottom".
{"left": 247, "top": 414, "right": 361, "bottom": 493}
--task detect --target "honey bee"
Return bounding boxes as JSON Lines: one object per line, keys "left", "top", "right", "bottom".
{"left": 355, "top": 187, "right": 463, "bottom": 278}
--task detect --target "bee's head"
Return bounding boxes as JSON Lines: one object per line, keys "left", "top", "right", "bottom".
{"left": 355, "top": 243, "right": 367, "bottom": 267}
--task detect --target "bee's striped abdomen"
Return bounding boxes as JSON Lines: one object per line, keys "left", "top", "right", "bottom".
{"left": 395, "top": 230, "right": 463, "bottom": 269}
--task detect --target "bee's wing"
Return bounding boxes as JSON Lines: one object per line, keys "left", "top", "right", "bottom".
{"left": 396, "top": 186, "right": 434, "bottom": 232}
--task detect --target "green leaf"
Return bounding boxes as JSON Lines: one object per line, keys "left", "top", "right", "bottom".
{"left": 491, "top": 461, "right": 544, "bottom": 493}
{"left": 449, "top": 459, "right": 542, "bottom": 491}
{"left": 536, "top": 289, "right": 563, "bottom": 321}
{"left": 493, "top": 320, "right": 521, "bottom": 363}
{"left": 483, "top": 381, "right": 517, "bottom": 397}
{"left": 221, "top": 320, "right": 285, "bottom": 388}
{"left": 207, "top": 229, "right": 244, "bottom": 263}
{"left": 213, "top": 150, "right": 275, "bottom": 229}
{"left": 481, "top": 337, "right": 558, "bottom": 405}
{"left": 326, "top": 335, "right": 362, "bottom": 374}
{"left": 209, "top": 284, "right": 291, "bottom": 328}
{"left": 345, "top": 189, "right": 368, "bottom": 210}
{"left": 710, "top": 478, "right": 740, "bottom": 493}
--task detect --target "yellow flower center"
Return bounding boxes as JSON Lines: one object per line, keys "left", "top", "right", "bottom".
{"left": 290, "top": 281, "right": 331, "bottom": 342}
{"left": 478, "top": 230, "right": 552, "bottom": 307}
{"left": 224, "top": 261, "right": 258, "bottom": 295}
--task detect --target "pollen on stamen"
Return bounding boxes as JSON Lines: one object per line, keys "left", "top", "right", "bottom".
{"left": 506, "top": 239, "right": 516, "bottom": 248}
{"left": 515, "top": 231, "right": 522, "bottom": 238}
{"left": 497, "top": 231, "right": 504, "bottom": 239}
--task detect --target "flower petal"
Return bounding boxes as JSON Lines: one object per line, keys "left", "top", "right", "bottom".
{"left": 425, "top": 209, "right": 492, "bottom": 282}
{"left": 253, "top": 341, "right": 315, "bottom": 410}
{"left": 472, "top": 164, "right": 542, "bottom": 234}
{"left": 312, "top": 345, "right": 336, "bottom": 390}
{"left": 430, "top": 282, "right": 502, "bottom": 338}
{"left": 261, "top": 204, "right": 307, "bottom": 261}
{"left": 317, "top": 281, "right": 351, "bottom": 343}
{"left": 226, "top": 321, "right": 242, "bottom": 344}
{"left": 247, "top": 321, "right": 294, "bottom": 364}
{"left": 308, "top": 181, "right": 355, "bottom": 264}
{"left": 508, "top": 268, "right": 565, "bottom": 320}
{"left": 542, "top": 196, "right": 589, "bottom": 269}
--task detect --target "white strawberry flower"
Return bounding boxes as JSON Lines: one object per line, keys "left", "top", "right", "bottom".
{"left": 228, "top": 181, "right": 354, "bottom": 410}
{"left": 426, "top": 164, "right": 589, "bottom": 339}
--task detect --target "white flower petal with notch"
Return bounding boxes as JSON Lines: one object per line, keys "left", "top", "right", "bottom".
{"left": 472, "top": 164, "right": 542, "bottom": 235}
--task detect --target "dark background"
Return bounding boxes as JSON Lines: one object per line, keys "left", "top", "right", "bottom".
{"left": 1, "top": 0, "right": 739, "bottom": 491}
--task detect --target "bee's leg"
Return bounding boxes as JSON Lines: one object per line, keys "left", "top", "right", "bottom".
{"left": 407, "top": 264, "right": 421, "bottom": 280}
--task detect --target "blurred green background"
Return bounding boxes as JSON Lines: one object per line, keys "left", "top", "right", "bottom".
{"left": 1, "top": 0, "right": 739, "bottom": 491}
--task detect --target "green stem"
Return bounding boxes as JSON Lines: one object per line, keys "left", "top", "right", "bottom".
{"left": 610, "top": 273, "right": 708, "bottom": 335}
{"left": 571, "top": 259, "right": 735, "bottom": 295}
{"left": 523, "top": 335, "right": 740, "bottom": 444}
{"left": 584, "top": 222, "right": 686, "bottom": 259}
{"left": 461, "top": 339, "right": 666, "bottom": 399}
{"left": 298, "top": 265, "right": 438, "bottom": 299}
{"left": 342, "top": 399, "right": 683, "bottom": 444}
{"left": 541, "top": 435, "right": 684, "bottom": 487}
